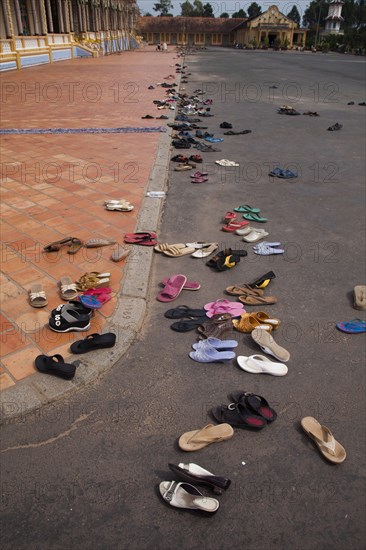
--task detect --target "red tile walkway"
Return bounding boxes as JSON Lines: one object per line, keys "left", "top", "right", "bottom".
{"left": 0, "top": 47, "right": 177, "bottom": 390}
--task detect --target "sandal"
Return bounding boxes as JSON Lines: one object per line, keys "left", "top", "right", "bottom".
{"left": 251, "top": 327, "right": 290, "bottom": 362}
{"left": 84, "top": 239, "right": 116, "bottom": 248}
{"left": 43, "top": 237, "right": 73, "bottom": 253}
{"left": 354, "top": 285, "right": 366, "bottom": 310}
{"left": 67, "top": 238, "right": 84, "bottom": 255}
{"left": 239, "top": 294, "right": 277, "bottom": 306}
{"left": 226, "top": 284, "right": 264, "bottom": 296}
{"left": 178, "top": 423, "right": 234, "bottom": 451}
{"left": 60, "top": 276, "right": 78, "bottom": 300}
{"left": 29, "top": 284, "right": 48, "bottom": 308}
{"left": 35, "top": 354, "right": 76, "bottom": 380}
{"left": 250, "top": 271, "right": 276, "bottom": 289}
{"left": 124, "top": 232, "right": 157, "bottom": 246}
{"left": 170, "top": 318, "right": 207, "bottom": 332}
{"left": 159, "top": 481, "right": 219, "bottom": 513}
{"left": 243, "top": 212, "right": 267, "bottom": 223}
{"left": 162, "top": 245, "right": 196, "bottom": 257}
{"left": 230, "top": 391, "right": 277, "bottom": 422}
{"left": 70, "top": 333, "right": 116, "bottom": 354}
{"left": 210, "top": 402, "right": 267, "bottom": 430}
{"left": 232, "top": 314, "right": 272, "bottom": 334}
{"left": 164, "top": 305, "right": 206, "bottom": 319}
{"left": 191, "top": 243, "right": 218, "bottom": 258}
{"left": 154, "top": 243, "right": 186, "bottom": 253}
{"left": 156, "top": 274, "right": 187, "bottom": 302}
{"left": 301, "top": 416, "right": 346, "bottom": 464}
{"left": 206, "top": 252, "right": 241, "bottom": 271}
{"left": 197, "top": 313, "right": 233, "bottom": 339}
{"left": 234, "top": 205, "right": 260, "bottom": 213}
{"left": 168, "top": 463, "right": 231, "bottom": 494}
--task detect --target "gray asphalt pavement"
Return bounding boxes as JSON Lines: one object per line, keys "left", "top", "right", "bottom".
{"left": 1, "top": 50, "right": 365, "bottom": 550}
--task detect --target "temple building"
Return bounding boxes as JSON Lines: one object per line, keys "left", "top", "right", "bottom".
{"left": 0, "top": 0, "right": 139, "bottom": 71}
{"left": 137, "top": 6, "right": 307, "bottom": 49}
{"left": 323, "top": 0, "right": 344, "bottom": 35}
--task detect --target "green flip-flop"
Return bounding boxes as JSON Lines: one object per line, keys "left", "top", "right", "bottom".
{"left": 234, "top": 205, "right": 261, "bottom": 213}
{"left": 243, "top": 212, "right": 267, "bottom": 223}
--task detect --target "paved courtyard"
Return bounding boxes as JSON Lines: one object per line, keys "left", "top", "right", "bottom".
{"left": 0, "top": 49, "right": 365, "bottom": 549}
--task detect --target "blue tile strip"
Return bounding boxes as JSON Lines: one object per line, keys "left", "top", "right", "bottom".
{"left": 0, "top": 127, "right": 167, "bottom": 135}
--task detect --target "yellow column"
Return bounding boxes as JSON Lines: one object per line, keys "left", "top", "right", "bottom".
{"left": 3, "top": 0, "right": 14, "bottom": 37}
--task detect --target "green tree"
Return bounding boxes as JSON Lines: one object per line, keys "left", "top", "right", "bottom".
{"left": 193, "top": 0, "right": 204, "bottom": 16}
{"left": 153, "top": 0, "right": 173, "bottom": 16}
{"left": 287, "top": 5, "right": 301, "bottom": 25}
{"left": 144, "top": 12, "right": 152, "bottom": 16}
{"left": 220, "top": 12, "right": 229, "bottom": 17}
{"left": 180, "top": 0, "right": 194, "bottom": 15}
{"left": 302, "top": 0, "right": 328, "bottom": 27}
{"left": 232, "top": 8, "right": 247, "bottom": 17}
{"left": 203, "top": 2, "right": 214, "bottom": 16}
{"left": 247, "top": 2, "right": 262, "bottom": 18}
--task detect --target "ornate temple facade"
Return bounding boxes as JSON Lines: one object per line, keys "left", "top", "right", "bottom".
{"left": 138, "top": 7, "right": 307, "bottom": 49}
{"left": 0, "top": 0, "right": 139, "bottom": 71}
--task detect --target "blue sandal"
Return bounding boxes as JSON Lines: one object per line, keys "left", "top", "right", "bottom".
{"left": 336, "top": 319, "right": 366, "bottom": 333}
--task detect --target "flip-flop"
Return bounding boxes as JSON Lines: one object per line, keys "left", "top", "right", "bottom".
{"left": 178, "top": 423, "right": 234, "bottom": 451}
{"left": 170, "top": 318, "right": 207, "bottom": 332}
{"left": 156, "top": 274, "right": 187, "bottom": 302}
{"left": 234, "top": 205, "right": 260, "bottom": 213}
{"left": 237, "top": 354, "right": 288, "bottom": 376}
{"left": 70, "top": 333, "right": 116, "bottom": 354}
{"left": 230, "top": 391, "right": 277, "bottom": 422}
{"left": 354, "top": 285, "right": 366, "bottom": 310}
{"left": 336, "top": 319, "right": 366, "bottom": 333}
{"left": 161, "top": 277, "right": 200, "bottom": 291}
{"left": 164, "top": 305, "right": 206, "bottom": 319}
{"left": 239, "top": 295, "right": 277, "bottom": 306}
{"left": 251, "top": 327, "right": 290, "bottom": 362}
{"left": 159, "top": 481, "right": 219, "bottom": 513}
{"left": 78, "top": 295, "right": 103, "bottom": 309}
{"left": 243, "top": 212, "right": 267, "bottom": 223}
{"left": 222, "top": 221, "right": 249, "bottom": 232}
{"left": 301, "top": 416, "right": 346, "bottom": 463}
{"left": 226, "top": 284, "right": 264, "bottom": 296}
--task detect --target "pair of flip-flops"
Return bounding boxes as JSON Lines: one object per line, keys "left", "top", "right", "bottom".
{"left": 124, "top": 232, "right": 157, "bottom": 246}
{"left": 269, "top": 167, "right": 297, "bottom": 179}
{"left": 204, "top": 299, "right": 245, "bottom": 318}
{"left": 164, "top": 305, "right": 207, "bottom": 332}
{"left": 253, "top": 242, "right": 284, "bottom": 255}
{"left": 79, "top": 288, "right": 113, "bottom": 309}
{"left": 211, "top": 391, "right": 277, "bottom": 429}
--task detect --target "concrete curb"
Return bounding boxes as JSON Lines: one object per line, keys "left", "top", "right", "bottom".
{"left": 0, "top": 114, "right": 174, "bottom": 424}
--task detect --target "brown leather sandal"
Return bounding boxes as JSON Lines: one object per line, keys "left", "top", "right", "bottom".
{"left": 239, "top": 294, "right": 277, "bottom": 306}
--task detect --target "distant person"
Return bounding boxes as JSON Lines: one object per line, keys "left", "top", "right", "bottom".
{"left": 162, "top": 42, "right": 168, "bottom": 52}
{"left": 156, "top": 43, "right": 161, "bottom": 51}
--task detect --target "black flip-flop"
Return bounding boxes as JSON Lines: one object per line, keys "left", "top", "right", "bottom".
{"left": 230, "top": 391, "right": 277, "bottom": 422}
{"left": 170, "top": 318, "right": 207, "bottom": 332}
{"left": 164, "top": 305, "right": 206, "bottom": 319}
{"left": 168, "top": 463, "right": 231, "bottom": 494}
{"left": 249, "top": 271, "right": 276, "bottom": 289}
{"left": 35, "top": 354, "right": 76, "bottom": 380}
{"left": 70, "top": 333, "right": 116, "bottom": 354}
{"left": 210, "top": 402, "right": 266, "bottom": 430}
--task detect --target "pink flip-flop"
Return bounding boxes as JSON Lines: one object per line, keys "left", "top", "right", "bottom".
{"left": 204, "top": 299, "right": 245, "bottom": 318}
{"left": 161, "top": 277, "right": 200, "bottom": 291}
{"left": 190, "top": 171, "right": 208, "bottom": 178}
{"left": 156, "top": 274, "right": 188, "bottom": 302}
{"left": 192, "top": 177, "right": 208, "bottom": 184}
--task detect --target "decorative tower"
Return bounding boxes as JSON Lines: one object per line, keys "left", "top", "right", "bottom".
{"left": 324, "top": 0, "right": 344, "bottom": 34}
